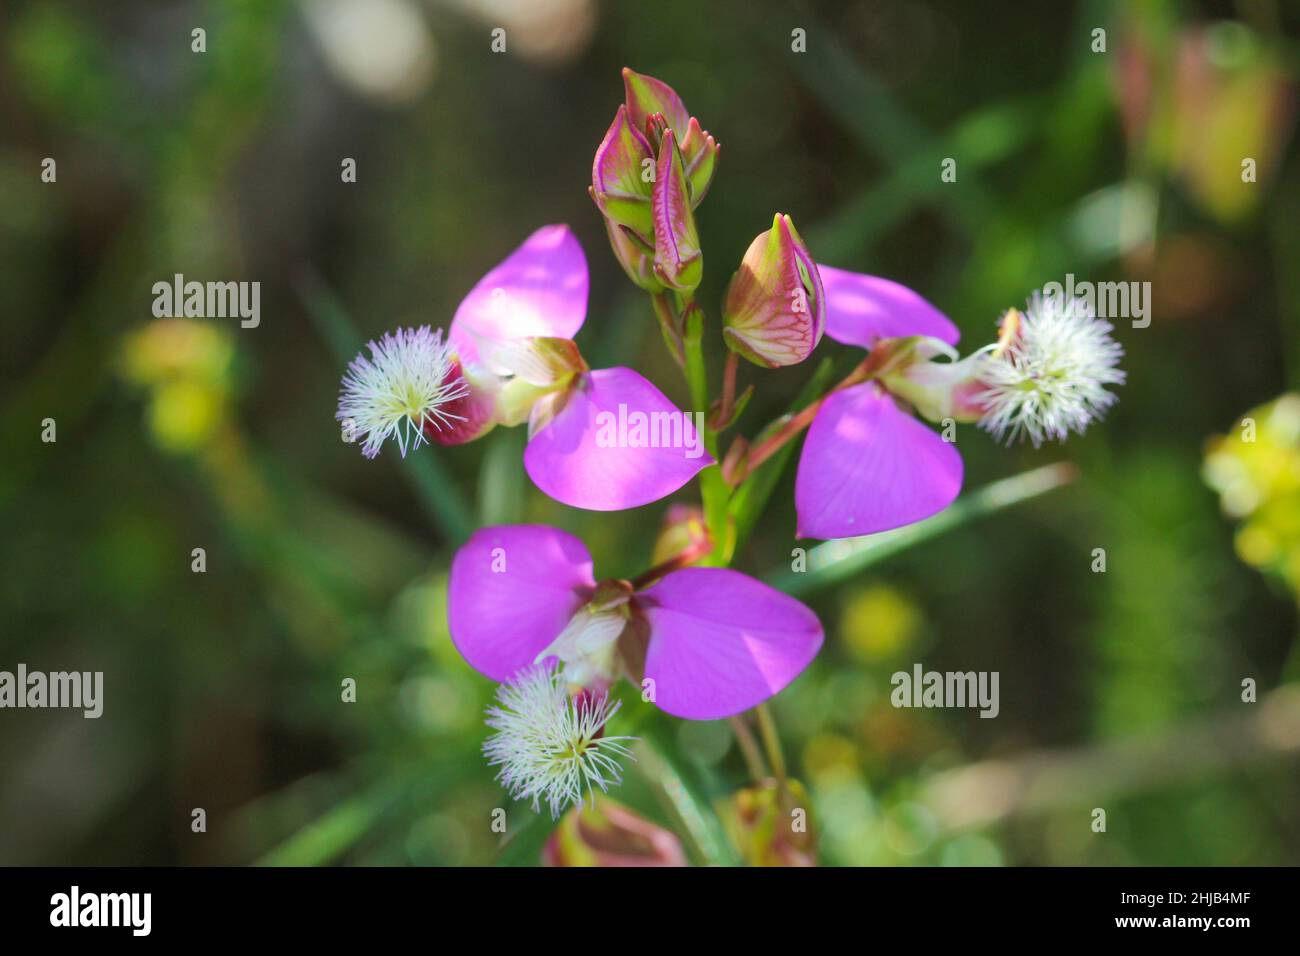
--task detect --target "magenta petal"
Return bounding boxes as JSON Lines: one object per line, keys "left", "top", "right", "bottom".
{"left": 450, "top": 225, "right": 589, "bottom": 366}
{"left": 819, "top": 265, "right": 959, "bottom": 349}
{"left": 447, "top": 524, "right": 595, "bottom": 681}
{"left": 524, "top": 367, "right": 712, "bottom": 511}
{"left": 639, "top": 568, "right": 823, "bottom": 720}
{"left": 795, "top": 382, "right": 963, "bottom": 539}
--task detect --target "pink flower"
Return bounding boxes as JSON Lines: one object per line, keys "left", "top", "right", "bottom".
{"left": 342, "top": 224, "right": 712, "bottom": 511}
{"left": 794, "top": 266, "right": 964, "bottom": 539}
{"left": 448, "top": 524, "right": 823, "bottom": 720}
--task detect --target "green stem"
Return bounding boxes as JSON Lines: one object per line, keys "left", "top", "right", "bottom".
{"left": 754, "top": 703, "right": 787, "bottom": 783}
{"left": 682, "top": 303, "right": 711, "bottom": 420}
{"left": 729, "top": 715, "right": 769, "bottom": 782}
{"left": 680, "top": 300, "right": 733, "bottom": 565}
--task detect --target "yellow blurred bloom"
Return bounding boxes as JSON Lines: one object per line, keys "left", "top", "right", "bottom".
{"left": 1204, "top": 394, "right": 1300, "bottom": 598}
{"left": 147, "top": 380, "right": 224, "bottom": 453}
{"left": 122, "top": 317, "right": 234, "bottom": 388}
{"left": 121, "top": 318, "right": 236, "bottom": 454}
{"left": 839, "top": 585, "right": 922, "bottom": 662}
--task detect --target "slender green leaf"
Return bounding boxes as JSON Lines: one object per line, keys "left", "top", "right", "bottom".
{"left": 635, "top": 731, "right": 739, "bottom": 866}
{"left": 257, "top": 786, "right": 392, "bottom": 867}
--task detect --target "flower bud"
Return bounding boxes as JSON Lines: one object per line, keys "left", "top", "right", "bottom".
{"left": 591, "top": 105, "right": 655, "bottom": 242}
{"left": 543, "top": 796, "right": 688, "bottom": 867}
{"left": 650, "top": 504, "right": 710, "bottom": 566}
{"left": 651, "top": 129, "right": 703, "bottom": 292}
{"left": 623, "top": 68, "right": 690, "bottom": 146}
{"left": 622, "top": 68, "right": 717, "bottom": 207}
{"left": 680, "top": 116, "right": 719, "bottom": 208}
{"left": 723, "top": 778, "right": 817, "bottom": 867}
{"left": 722, "top": 214, "right": 825, "bottom": 368}
{"left": 642, "top": 111, "right": 671, "bottom": 153}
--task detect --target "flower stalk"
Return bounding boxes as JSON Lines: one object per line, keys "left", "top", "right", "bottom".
{"left": 728, "top": 715, "right": 769, "bottom": 782}
{"left": 754, "top": 702, "right": 787, "bottom": 783}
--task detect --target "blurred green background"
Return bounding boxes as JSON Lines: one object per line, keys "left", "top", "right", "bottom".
{"left": 3, "top": 0, "right": 1299, "bottom": 865}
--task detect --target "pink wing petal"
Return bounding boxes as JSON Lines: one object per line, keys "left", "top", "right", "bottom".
{"left": 795, "top": 382, "right": 963, "bottom": 539}
{"left": 447, "top": 524, "right": 595, "bottom": 681}
{"left": 450, "top": 225, "right": 589, "bottom": 368}
{"left": 819, "top": 264, "right": 959, "bottom": 349}
{"left": 638, "top": 568, "right": 823, "bottom": 720}
{"left": 524, "top": 367, "right": 713, "bottom": 511}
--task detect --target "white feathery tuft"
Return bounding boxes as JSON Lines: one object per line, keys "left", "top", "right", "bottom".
{"left": 978, "top": 292, "right": 1125, "bottom": 447}
{"left": 483, "top": 665, "right": 636, "bottom": 819}
{"left": 336, "top": 325, "right": 468, "bottom": 459}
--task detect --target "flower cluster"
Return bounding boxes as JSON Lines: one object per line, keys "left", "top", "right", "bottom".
{"left": 334, "top": 69, "right": 1126, "bottom": 831}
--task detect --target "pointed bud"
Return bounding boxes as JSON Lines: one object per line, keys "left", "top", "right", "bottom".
{"left": 651, "top": 129, "right": 703, "bottom": 292}
{"left": 591, "top": 106, "right": 656, "bottom": 242}
{"left": 543, "top": 796, "right": 688, "bottom": 867}
{"left": 622, "top": 68, "right": 717, "bottom": 208}
{"left": 723, "top": 778, "right": 817, "bottom": 867}
{"left": 650, "top": 504, "right": 710, "bottom": 566}
{"left": 722, "top": 214, "right": 825, "bottom": 368}
{"left": 643, "top": 111, "right": 670, "bottom": 153}
{"left": 622, "top": 68, "right": 690, "bottom": 145}
{"left": 680, "top": 116, "right": 718, "bottom": 208}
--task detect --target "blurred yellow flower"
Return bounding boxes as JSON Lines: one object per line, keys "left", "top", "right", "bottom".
{"left": 121, "top": 318, "right": 236, "bottom": 453}
{"left": 1204, "top": 394, "right": 1300, "bottom": 597}
{"left": 122, "top": 317, "right": 234, "bottom": 389}
{"left": 147, "top": 380, "right": 224, "bottom": 453}
{"left": 839, "top": 584, "right": 922, "bottom": 662}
